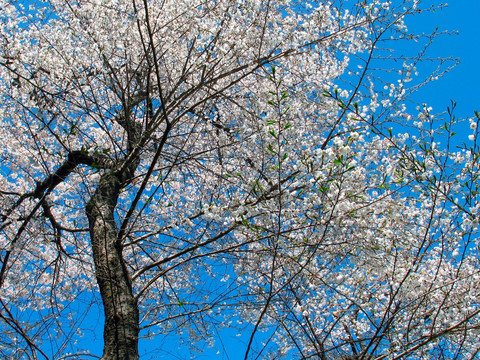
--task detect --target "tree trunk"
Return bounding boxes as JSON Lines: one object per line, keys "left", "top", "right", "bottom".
{"left": 86, "top": 172, "right": 139, "bottom": 360}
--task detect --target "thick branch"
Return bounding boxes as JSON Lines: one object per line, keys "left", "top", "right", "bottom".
{"left": 0, "top": 150, "right": 113, "bottom": 289}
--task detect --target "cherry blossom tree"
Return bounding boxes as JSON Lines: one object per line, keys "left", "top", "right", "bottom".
{"left": 0, "top": 0, "right": 479, "bottom": 359}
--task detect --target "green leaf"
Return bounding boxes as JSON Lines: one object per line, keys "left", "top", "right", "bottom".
{"left": 333, "top": 156, "right": 344, "bottom": 165}
{"left": 267, "top": 144, "right": 275, "bottom": 153}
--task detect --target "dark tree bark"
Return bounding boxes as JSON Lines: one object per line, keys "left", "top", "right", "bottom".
{"left": 86, "top": 171, "right": 139, "bottom": 360}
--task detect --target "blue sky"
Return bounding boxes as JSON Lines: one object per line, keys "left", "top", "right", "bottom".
{"left": 406, "top": 1, "right": 480, "bottom": 120}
